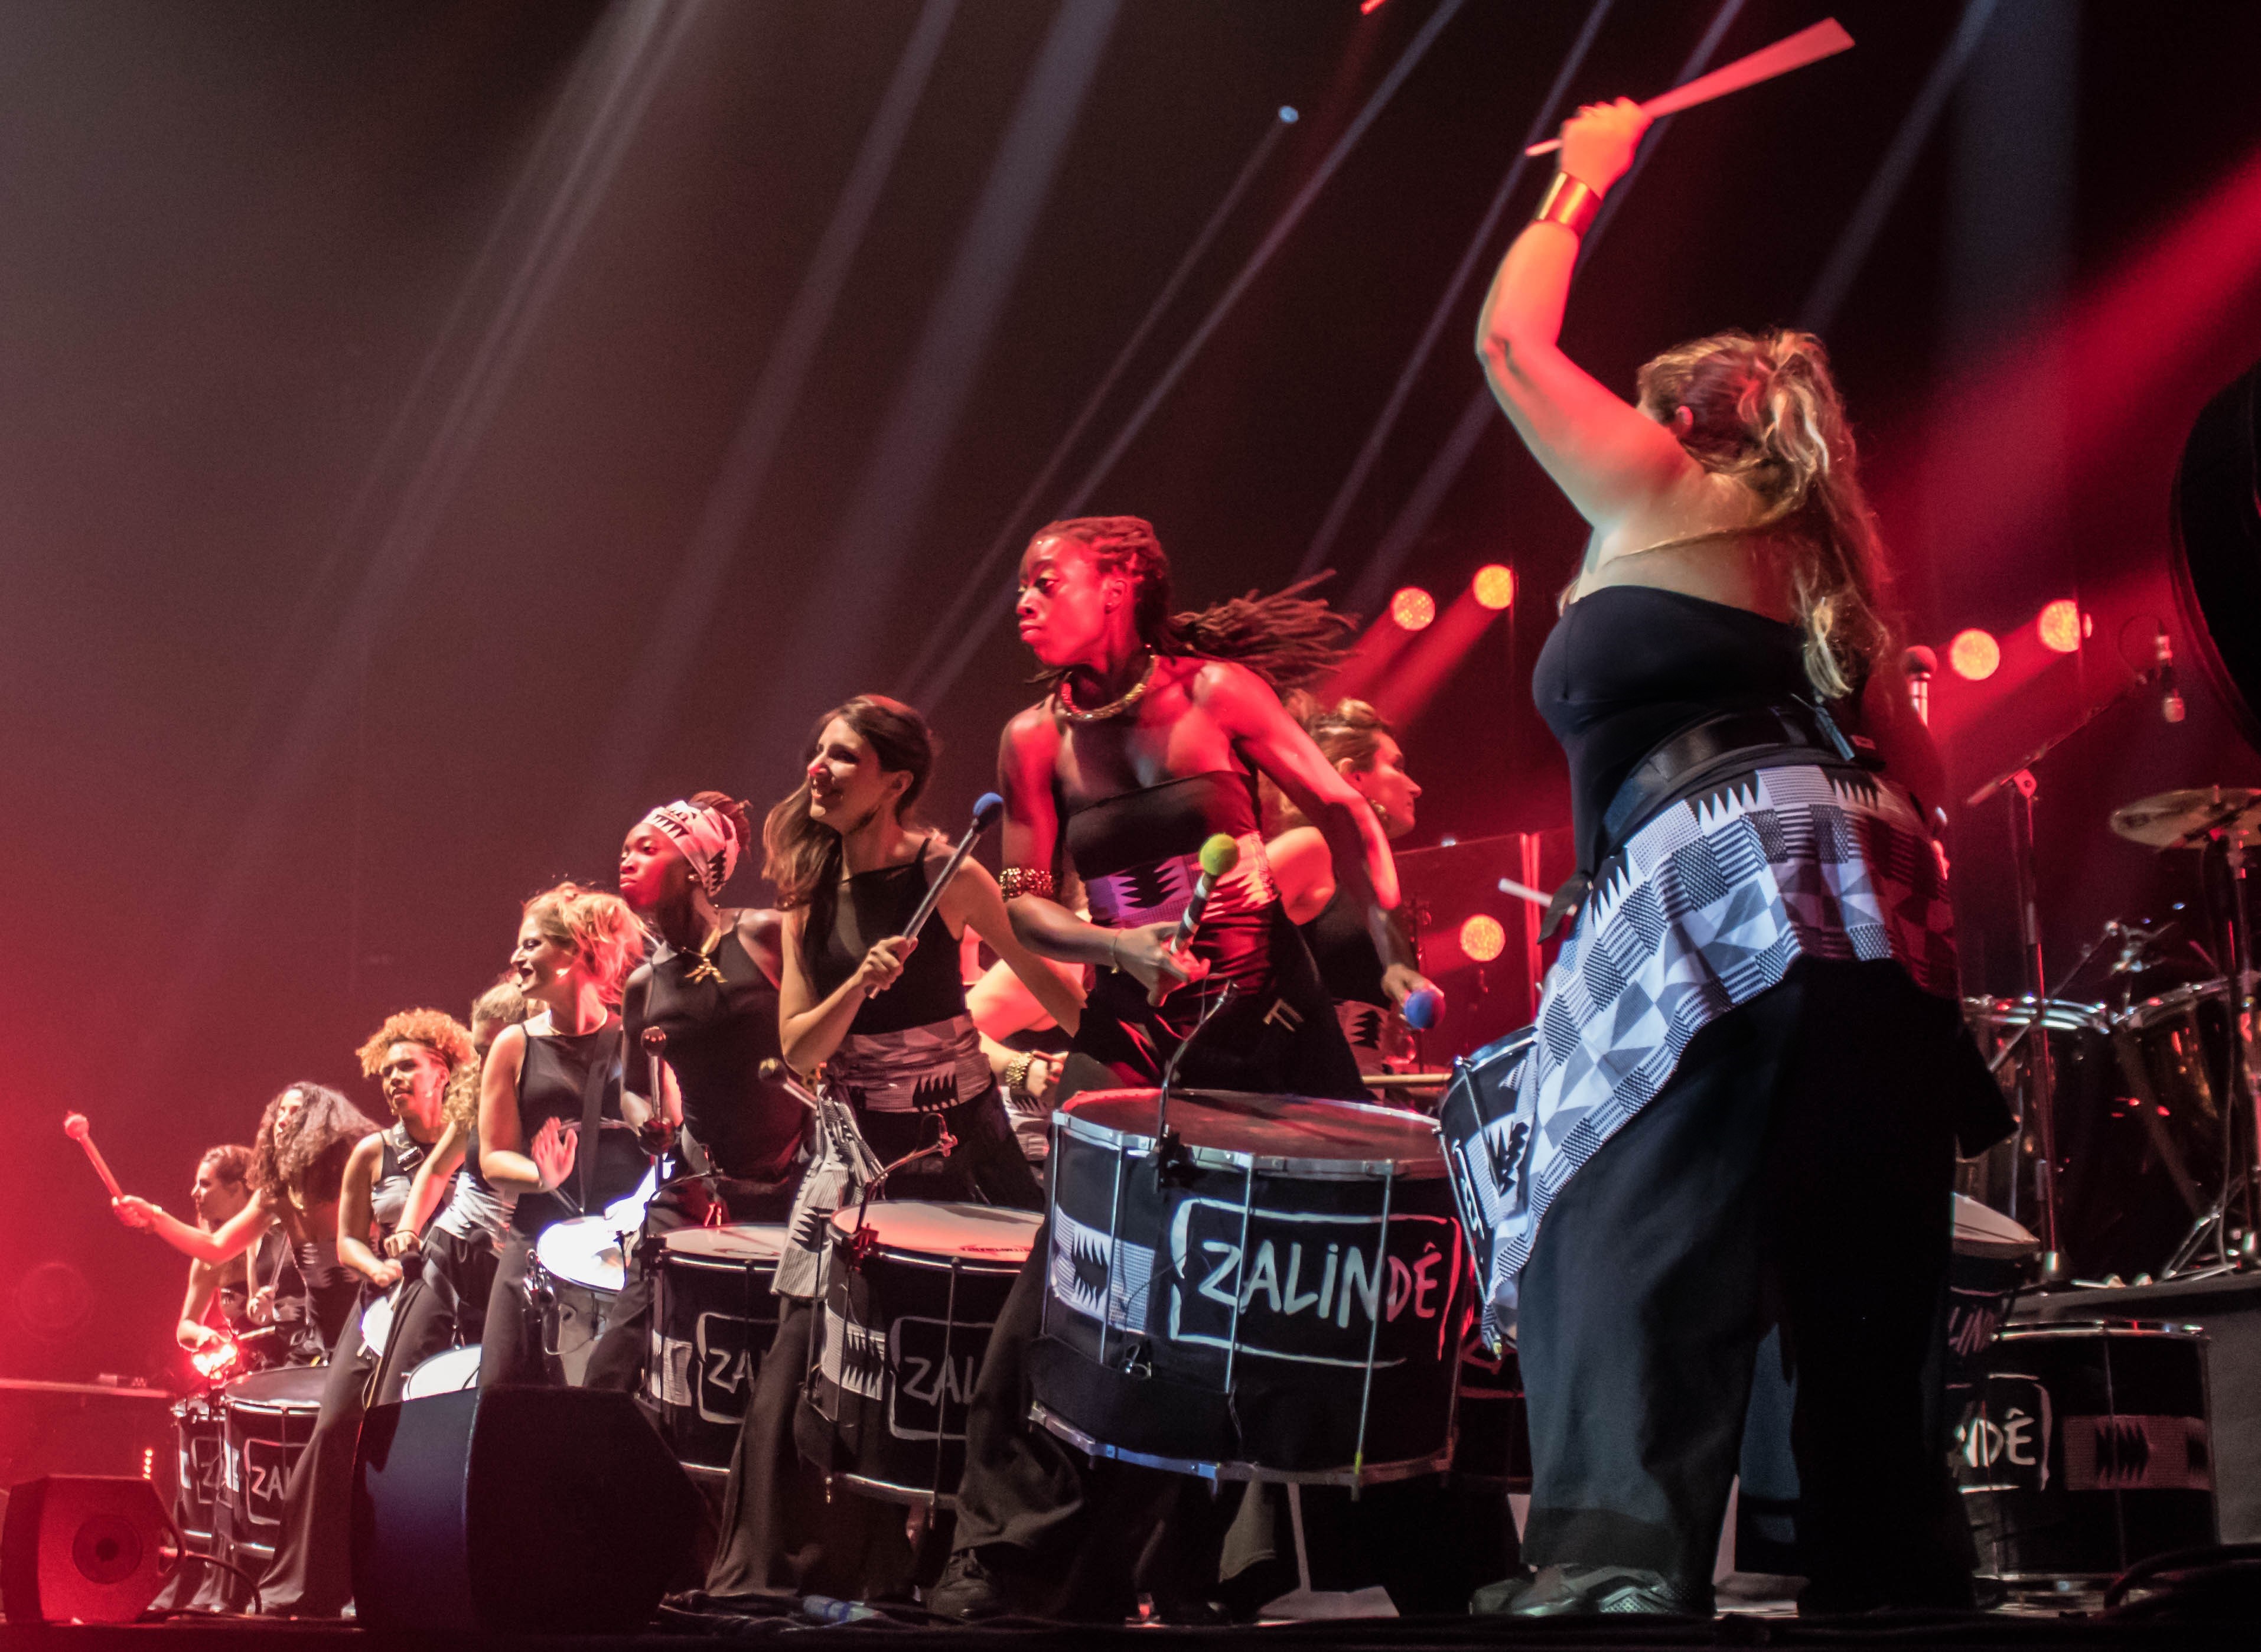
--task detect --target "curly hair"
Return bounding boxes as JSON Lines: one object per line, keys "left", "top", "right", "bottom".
{"left": 763, "top": 696, "right": 936, "bottom": 911}
{"left": 356, "top": 1008, "right": 475, "bottom": 1080}
{"left": 1028, "top": 517, "right": 1355, "bottom": 692}
{"left": 197, "top": 1143, "right": 255, "bottom": 1193}
{"left": 252, "top": 1083, "right": 374, "bottom": 1210}
{"left": 1633, "top": 328, "right": 1891, "bottom": 699}
{"left": 523, "top": 882, "right": 646, "bottom": 1006}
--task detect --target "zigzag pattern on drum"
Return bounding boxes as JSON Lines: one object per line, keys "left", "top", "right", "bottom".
{"left": 819, "top": 1305, "right": 889, "bottom": 1401}
{"left": 1474, "top": 764, "right": 1957, "bottom": 1345}
{"left": 1049, "top": 1203, "right": 1153, "bottom": 1332}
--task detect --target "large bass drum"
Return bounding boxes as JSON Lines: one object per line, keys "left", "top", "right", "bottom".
{"left": 649, "top": 1224, "right": 786, "bottom": 1471}
{"left": 800, "top": 1201, "right": 1040, "bottom": 1505}
{"left": 1031, "top": 1088, "right": 1465, "bottom": 1484}
{"left": 219, "top": 1366, "right": 328, "bottom": 1564}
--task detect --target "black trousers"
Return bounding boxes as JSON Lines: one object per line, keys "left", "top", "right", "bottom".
{"left": 479, "top": 1231, "right": 559, "bottom": 1387}
{"left": 1516, "top": 957, "right": 1974, "bottom": 1611}
{"left": 256, "top": 1299, "right": 377, "bottom": 1616}
{"left": 582, "top": 1175, "right": 799, "bottom": 1395}
{"left": 367, "top": 1229, "right": 499, "bottom": 1405}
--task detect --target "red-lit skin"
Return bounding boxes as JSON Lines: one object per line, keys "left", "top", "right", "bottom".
{"left": 1475, "top": 97, "right": 1944, "bottom": 814}
{"left": 174, "top": 1160, "right": 253, "bottom": 1355}
{"left": 478, "top": 914, "right": 635, "bottom": 1198}
{"left": 333, "top": 1042, "right": 452, "bottom": 1292}
{"left": 1005, "top": 533, "right": 1402, "bottom": 1005}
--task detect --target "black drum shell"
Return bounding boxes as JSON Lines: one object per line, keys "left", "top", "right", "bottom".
{"left": 649, "top": 1229, "right": 784, "bottom": 1471}
{"left": 219, "top": 1365, "right": 328, "bottom": 1557}
{"left": 1040, "top": 1089, "right": 1464, "bottom": 1478}
{"left": 1954, "top": 1320, "right": 2217, "bottom": 1579}
{"left": 1450, "top": 1332, "right": 1531, "bottom": 1490}
{"left": 169, "top": 1394, "right": 226, "bottom": 1545}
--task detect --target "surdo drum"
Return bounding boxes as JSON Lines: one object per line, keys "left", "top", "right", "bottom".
{"left": 1032, "top": 1089, "right": 1465, "bottom": 1484}
{"left": 529, "top": 1214, "right": 627, "bottom": 1385}
{"left": 219, "top": 1366, "right": 329, "bottom": 1560}
{"left": 800, "top": 1202, "right": 1040, "bottom": 1505}
{"left": 649, "top": 1224, "right": 787, "bottom": 1470}
{"left": 399, "top": 1343, "right": 482, "bottom": 1399}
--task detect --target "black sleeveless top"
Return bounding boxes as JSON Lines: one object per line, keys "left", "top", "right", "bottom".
{"left": 371, "top": 1122, "right": 426, "bottom": 1234}
{"left": 1532, "top": 586, "right": 1810, "bottom": 871}
{"left": 628, "top": 921, "right": 803, "bottom": 1182}
{"left": 808, "top": 858, "right": 965, "bottom": 1033}
{"left": 509, "top": 1022, "right": 646, "bottom": 1236}
{"left": 1304, "top": 888, "right": 1385, "bottom": 1009}
{"left": 1064, "top": 771, "right": 1278, "bottom": 988}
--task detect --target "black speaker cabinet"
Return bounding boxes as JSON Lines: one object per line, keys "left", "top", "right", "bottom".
{"left": 351, "top": 1384, "right": 699, "bottom": 1633}
{"left": 1, "top": 1475, "right": 174, "bottom": 1624}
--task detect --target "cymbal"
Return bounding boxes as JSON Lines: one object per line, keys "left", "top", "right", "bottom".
{"left": 2110, "top": 786, "right": 2261, "bottom": 850}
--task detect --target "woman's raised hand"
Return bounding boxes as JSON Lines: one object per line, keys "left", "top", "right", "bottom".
{"left": 530, "top": 1116, "right": 579, "bottom": 1194}
{"left": 855, "top": 935, "right": 917, "bottom": 995}
{"left": 1558, "top": 97, "right": 1648, "bottom": 194}
{"left": 111, "top": 1194, "right": 158, "bottom": 1230}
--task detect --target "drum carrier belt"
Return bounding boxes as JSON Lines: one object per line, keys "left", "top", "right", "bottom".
{"left": 1542, "top": 700, "right": 1878, "bottom": 940}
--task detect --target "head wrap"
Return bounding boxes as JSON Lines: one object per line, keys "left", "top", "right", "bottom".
{"left": 643, "top": 800, "right": 738, "bottom": 898}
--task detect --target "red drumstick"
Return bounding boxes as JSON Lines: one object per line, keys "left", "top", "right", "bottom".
{"left": 63, "top": 1113, "right": 126, "bottom": 1201}
{"left": 1525, "top": 18, "right": 1855, "bottom": 156}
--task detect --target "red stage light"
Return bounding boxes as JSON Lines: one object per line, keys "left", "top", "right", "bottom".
{"left": 2037, "top": 598, "right": 2083, "bottom": 654}
{"left": 1390, "top": 587, "right": 1436, "bottom": 630}
{"left": 1459, "top": 913, "right": 1506, "bottom": 962}
{"left": 1472, "top": 565, "right": 1516, "bottom": 610}
{"left": 1949, "top": 628, "right": 2001, "bottom": 681}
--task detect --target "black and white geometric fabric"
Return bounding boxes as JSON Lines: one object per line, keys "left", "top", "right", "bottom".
{"left": 829, "top": 1013, "right": 989, "bottom": 1115}
{"left": 1048, "top": 1203, "right": 1155, "bottom": 1333}
{"left": 1472, "top": 762, "right": 1959, "bottom": 1345}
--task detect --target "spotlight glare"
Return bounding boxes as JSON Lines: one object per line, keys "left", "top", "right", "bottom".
{"left": 1472, "top": 564, "right": 1516, "bottom": 610}
{"left": 1459, "top": 913, "right": 1506, "bottom": 963}
{"left": 2037, "top": 599, "right": 2083, "bottom": 654}
{"left": 1390, "top": 587, "right": 1436, "bottom": 631}
{"left": 1949, "top": 628, "right": 2001, "bottom": 682}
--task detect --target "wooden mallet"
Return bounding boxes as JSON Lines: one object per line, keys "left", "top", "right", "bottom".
{"left": 63, "top": 1113, "right": 126, "bottom": 1201}
{"left": 1526, "top": 18, "right": 1855, "bottom": 156}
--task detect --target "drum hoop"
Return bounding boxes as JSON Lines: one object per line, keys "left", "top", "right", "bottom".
{"left": 2120, "top": 977, "right": 2231, "bottom": 1029}
{"left": 1964, "top": 995, "right": 2110, "bottom": 1034}
{"left": 830, "top": 1241, "right": 1028, "bottom": 1273}
{"left": 1053, "top": 1110, "right": 1444, "bottom": 1179}
{"left": 1995, "top": 1318, "right": 2207, "bottom": 1342}
{"left": 1026, "top": 1399, "right": 1452, "bottom": 1488}
{"left": 663, "top": 1252, "right": 785, "bottom": 1274}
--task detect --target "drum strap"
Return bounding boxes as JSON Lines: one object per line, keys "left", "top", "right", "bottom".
{"left": 577, "top": 1028, "right": 623, "bottom": 1213}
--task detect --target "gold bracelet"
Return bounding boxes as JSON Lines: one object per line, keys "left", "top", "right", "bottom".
{"left": 1534, "top": 171, "right": 1601, "bottom": 237}
{"left": 1107, "top": 932, "right": 1123, "bottom": 973}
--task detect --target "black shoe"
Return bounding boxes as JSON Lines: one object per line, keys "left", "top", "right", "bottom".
{"left": 1471, "top": 1563, "right": 1709, "bottom": 1617}
{"left": 927, "top": 1549, "right": 1010, "bottom": 1621}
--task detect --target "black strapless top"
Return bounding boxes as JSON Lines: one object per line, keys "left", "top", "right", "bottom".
{"left": 630, "top": 922, "right": 803, "bottom": 1182}
{"left": 1063, "top": 771, "right": 1278, "bottom": 987}
{"left": 807, "top": 858, "right": 966, "bottom": 1035}
{"left": 1532, "top": 586, "right": 1810, "bottom": 871}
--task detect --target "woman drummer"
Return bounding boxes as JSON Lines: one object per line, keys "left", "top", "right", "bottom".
{"left": 1266, "top": 697, "right": 1438, "bottom": 1084}
{"left": 1462, "top": 99, "right": 2006, "bottom": 1614}
{"left": 475, "top": 882, "right": 653, "bottom": 1386}
{"left": 259, "top": 1008, "right": 470, "bottom": 1617}
{"left": 115, "top": 1084, "right": 371, "bottom": 1359}
{"left": 704, "top": 695, "right": 1077, "bottom": 1599}
{"left": 171, "top": 1144, "right": 260, "bottom": 1365}
{"left": 580, "top": 791, "right": 804, "bottom": 1393}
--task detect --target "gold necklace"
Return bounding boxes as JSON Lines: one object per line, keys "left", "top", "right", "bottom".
{"left": 1055, "top": 650, "right": 1156, "bottom": 724}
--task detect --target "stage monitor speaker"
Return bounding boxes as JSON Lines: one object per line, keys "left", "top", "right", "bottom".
{"left": 1, "top": 1475, "right": 174, "bottom": 1624}
{"left": 351, "top": 1384, "right": 700, "bottom": 1634}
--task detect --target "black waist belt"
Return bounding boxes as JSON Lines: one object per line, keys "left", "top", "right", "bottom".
{"left": 1543, "top": 702, "right": 1868, "bottom": 940}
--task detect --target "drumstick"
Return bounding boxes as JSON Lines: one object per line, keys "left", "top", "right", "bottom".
{"left": 1524, "top": 18, "right": 1855, "bottom": 155}
{"left": 62, "top": 1113, "right": 126, "bottom": 1201}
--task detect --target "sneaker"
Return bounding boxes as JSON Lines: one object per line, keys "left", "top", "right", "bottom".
{"left": 1471, "top": 1563, "right": 1709, "bottom": 1617}
{"left": 926, "top": 1549, "right": 1009, "bottom": 1621}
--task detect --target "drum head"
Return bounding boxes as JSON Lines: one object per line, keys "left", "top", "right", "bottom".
{"left": 536, "top": 1216, "right": 627, "bottom": 1292}
{"left": 827, "top": 1201, "right": 1041, "bottom": 1263}
{"left": 224, "top": 1365, "right": 330, "bottom": 1409}
{"left": 662, "top": 1223, "right": 787, "bottom": 1263}
{"left": 1952, "top": 1193, "right": 2041, "bottom": 1259}
{"left": 401, "top": 1344, "right": 482, "bottom": 1400}
{"left": 1060, "top": 1088, "right": 1444, "bottom": 1173}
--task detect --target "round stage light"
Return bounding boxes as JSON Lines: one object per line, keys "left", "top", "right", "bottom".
{"left": 1391, "top": 587, "right": 1436, "bottom": 631}
{"left": 2037, "top": 599, "right": 2083, "bottom": 654}
{"left": 1472, "top": 565, "right": 1516, "bottom": 610}
{"left": 1949, "top": 628, "right": 2001, "bottom": 682}
{"left": 1459, "top": 913, "right": 1506, "bottom": 963}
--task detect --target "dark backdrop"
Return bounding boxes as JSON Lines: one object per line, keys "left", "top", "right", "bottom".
{"left": 4, "top": 0, "right": 2257, "bottom": 1378}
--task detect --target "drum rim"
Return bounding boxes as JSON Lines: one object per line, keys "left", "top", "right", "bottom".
{"left": 1962, "top": 995, "right": 2111, "bottom": 1033}
{"left": 660, "top": 1223, "right": 789, "bottom": 1260}
{"left": 823, "top": 1200, "right": 1043, "bottom": 1265}
{"left": 1054, "top": 1088, "right": 1446, "bottom": 1177}
{"left": 1997, "top": 1317, "right": 2207, "bottom": 1341}
{"left": 2119, "top": 976, "right": 2231, "bottom": 1029}
{"left": 1028, "top": 1399, "right": 1453, "bottom": 1487}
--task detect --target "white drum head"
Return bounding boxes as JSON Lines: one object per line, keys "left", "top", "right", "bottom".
{"left": 401, "top": 1343, "right": 482, "bottom": 1400}
{"left": 359, "top": 1291, "right": 395, "bottom": 1357}
{"left": 828, "top": 1201, "right": 1041, "bottom": 1263}
{"left": 536, "top": 1215, "right": 627, "bottom": 1293}
{"left": 662, "top": 1223, "right": 787, "bottom": 1263}
{"left": 601, "top": 1164, "right": 660, "bottom": 1231}
{"left": 1952, "top": 1192, "right": 2041, "bottom": 1257}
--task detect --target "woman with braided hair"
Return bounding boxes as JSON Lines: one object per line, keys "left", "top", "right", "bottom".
{"left": 1460, "top": 100, "right": 2006, "bottom": 1616}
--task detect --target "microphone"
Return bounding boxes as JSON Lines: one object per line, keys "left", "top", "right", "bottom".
{"left": 1901, "top": 645, "right": 1937, "bottom": 728}
{"left": 2154, "top": 628, "right": 2187, "bottom": 724}
{"left": 877, "top": 793, "right": 1005, "bottom": 989}
{"left": 1167, "top": 835, "right": 1243, "bottom": 956}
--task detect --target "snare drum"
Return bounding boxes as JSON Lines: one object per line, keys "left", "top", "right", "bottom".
{"left": 531, "top": 1215, "right": 627, "bottom": 1384}
{"left": 649, "top": 1224, "right": 787, "bottom": 1469}
{"left": 400, "top": 1343, "right": 483, "bottom": 1400}
{"left": 220, "top": 1366, "right": 328, "bottom": 1557}
{"left": 802, "top": 1201, "right": 1040, "bottom": 1504}
{"left": 1955, "top": 1320, "right": 2216, "bottom": 1581}
{"left": 1034, "top": 1088, "right": 1465, "bottom": 1484}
